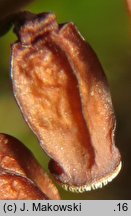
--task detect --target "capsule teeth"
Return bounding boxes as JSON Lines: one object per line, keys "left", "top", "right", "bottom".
{"left": 61, "top": 161, "right": 122, "bottom": 193}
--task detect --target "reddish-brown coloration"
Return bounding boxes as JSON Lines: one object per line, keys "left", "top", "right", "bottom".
{"left": 0, "top": 172, "right": 47, "bottom": 200}
{"left": 126, "top": 0, "right": 131, "bottom": 14}
{"left": 0, "top": 134, "right": 60, "bottom": 199}
{"left": 11, "top": 12, "right": 121, "bottom": 192}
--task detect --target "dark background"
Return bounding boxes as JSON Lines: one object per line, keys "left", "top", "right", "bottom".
{"left": 0, "top": 0, "right": 131, "bottom": 199}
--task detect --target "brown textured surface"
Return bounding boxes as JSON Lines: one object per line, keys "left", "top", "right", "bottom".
{"left": 0, "top": 134, "right": 60, "bottom": 199}
{"left": 0, "top": 172, "right": 46, "bottom": 200}
{"left": 11, "top": 12, "right": 121, "bottom": 189}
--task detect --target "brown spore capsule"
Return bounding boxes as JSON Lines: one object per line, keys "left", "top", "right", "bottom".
{"left": 11, "top": 12, "right": 121, "bottom": 192}
{"left": 0, "top": 133, "right": 60, "bottom": 199}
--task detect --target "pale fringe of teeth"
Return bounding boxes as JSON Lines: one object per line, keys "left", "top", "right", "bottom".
{"left": 61, "top": 161, "right": 122, "bottom": 193}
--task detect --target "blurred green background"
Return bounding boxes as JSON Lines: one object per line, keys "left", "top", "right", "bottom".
{"left": 0, "top": 0, "right": 131, "bottom": 199}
